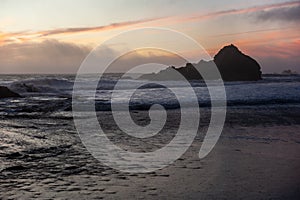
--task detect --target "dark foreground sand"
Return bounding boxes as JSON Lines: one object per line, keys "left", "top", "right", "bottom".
{"left": 0, "top": 105, "right": 300, "bottom": 199}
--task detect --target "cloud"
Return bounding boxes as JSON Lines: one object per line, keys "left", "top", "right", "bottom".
{"left": 0, "top": 40, "right": 186, "bottom": 74}
{"left": 169, "top": 0, "right": 300, "bottom": 24}
{"left": 105, "top": 49, "right": 186, "bottom": 73}
{"left": 0, "top": 37, "right": 298, "bottom": 74}
{"left": 1, "top": 1, "right": 299, "bottom": 74}
{"left": 37, "top": 18, "right": 162, "bottom": 37}
{"left": 0, "top": 40, "right": 92, "bottom": 73}
{"left": 1, "top": 1, "right": 299, "bottom": 46}
{"left": 0, "top": 17, "right": 162, "bottom": 45}
{"left": 0, "top": 31, "right": 28, "bottom": 45}
{"left": 209, "top": 27, "right": 291, "bottom": 38}
{"left": 254, "top": 4, "right": 300, "bottom": 22}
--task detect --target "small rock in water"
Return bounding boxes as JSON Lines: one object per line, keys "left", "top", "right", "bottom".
{"left": 7, "top": 152, "right": 24, "bottom": 159}
{"left": 0, "top": 86, "right": 21, "bottom": 98}
{"left": 3, "top": 165, "right": 27, "bottom": 171}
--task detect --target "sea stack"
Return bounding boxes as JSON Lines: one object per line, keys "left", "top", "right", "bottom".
{"left": 214, "top": 44, "right": 262, "bottom": 81}
{"left": 140, "top": 44, "right": 262, "bottom": 81}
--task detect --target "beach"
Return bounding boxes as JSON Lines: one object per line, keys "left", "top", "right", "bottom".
{"left": 1, "top": 104, "right": 299, "bottom": 199}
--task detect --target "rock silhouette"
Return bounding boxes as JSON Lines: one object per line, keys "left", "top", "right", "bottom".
{"left": 140, "top": 44, "right": 262, "bottom": 81}
{"left": 214, "top": 44, "right": 261, "bottom": 81}
{"left": 0, "top": 86, "right": 21, "bottom": 98}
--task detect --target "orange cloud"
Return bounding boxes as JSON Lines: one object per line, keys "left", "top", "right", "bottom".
{"left": 233, "top": 29, "right": 299, "bottom": 47}
{"left": 0, "top": 31, "right": 28, "bottom": 45}
{"left": 227, "top": 28, "right": 300, "bottom": 61}
{"left": 250, "top": 40, "right": 300, "bottom": 59}
{"left": 0, "top": 17, "right": 162, "bottom": 45}
{"left": 1, "top": 1, "right": 299, "bottom": 46}
{"left": 37, "top": 18, "right": 163, "bottom": 37}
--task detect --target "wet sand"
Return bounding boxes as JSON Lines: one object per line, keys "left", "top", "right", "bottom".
{"left": 0, "top": 105, "right": 300, "bottom": 199}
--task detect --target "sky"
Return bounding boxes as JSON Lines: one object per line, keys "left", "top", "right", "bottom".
{"left": 0, "top": 0, "right": 299, "bottom": 74}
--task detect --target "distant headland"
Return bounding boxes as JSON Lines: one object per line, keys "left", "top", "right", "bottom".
{"left": 140, "top": 44, "right": 262, "bottom": 81}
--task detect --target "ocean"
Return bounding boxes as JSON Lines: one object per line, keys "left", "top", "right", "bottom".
{"left": 0, "top": 74, "right": 300, "bottom": 199}
{"left": 1, "top": 74, "right": 300, "bottom": 115}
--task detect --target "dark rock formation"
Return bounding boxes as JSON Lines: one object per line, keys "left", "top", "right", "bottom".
{"left": 140, "top": 44, "right": 262, "bottom": 81}
{"left": 281, "top": 69, "right": 298, "bottom": 75}
{"left": 0, "top": 86, "right": 21, "bottom": 98}
{"left": 214, "top": 44, "right": 261, "bottom": 81}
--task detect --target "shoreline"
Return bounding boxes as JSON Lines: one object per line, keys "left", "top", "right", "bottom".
{"left": 0, "top": 104, "right": 299, "bottom": 199}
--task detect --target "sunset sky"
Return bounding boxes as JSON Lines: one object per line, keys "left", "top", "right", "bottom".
{"left": 0, "top": 0, "right": 299, "bottom": 73}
